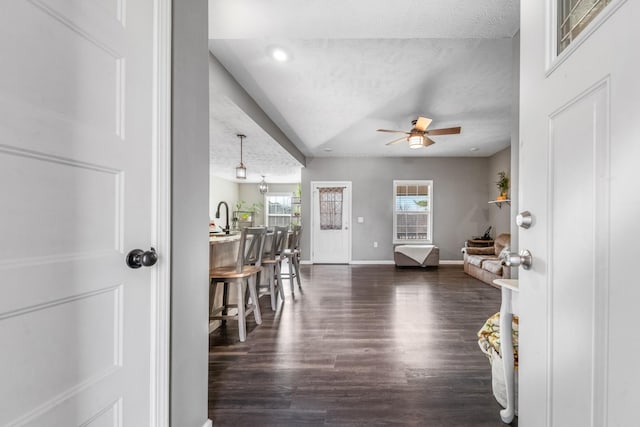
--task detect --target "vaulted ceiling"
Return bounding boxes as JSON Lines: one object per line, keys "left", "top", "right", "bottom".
{"left": 208, "top": 0, "right": 520, "bottom": 183}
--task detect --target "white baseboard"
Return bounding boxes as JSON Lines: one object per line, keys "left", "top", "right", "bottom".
{"left": 440, "top": 260, "right": 464, "bottom": 265}
{"left": 202, "top": 419, "right": 212, "bottom": 427}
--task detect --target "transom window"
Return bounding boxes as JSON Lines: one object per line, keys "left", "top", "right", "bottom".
{"left": 558, "top": 0, "right": 612, "bottom": 54}
{"left": 393, "top": 180, "right": 433, "bottom": 243}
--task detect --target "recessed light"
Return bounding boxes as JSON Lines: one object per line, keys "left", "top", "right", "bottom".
{"left": 323, "top": 147, "right": 333, "bottom": 152}
{"left": 469, "top": 147, "right": 479, "bottom": 152}
{"left": 269, "top": 46, "right": 289, "bottom": 62}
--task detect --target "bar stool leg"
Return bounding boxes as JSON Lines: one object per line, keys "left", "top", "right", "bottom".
{"left": 209, "top": 279, "right": 215, "bottom": 317}
{"left": 275, "top": 261, "right": 285, "bottom": 303}
{"left": 287, "top": 257, "right": 296, "bottom": 295}
{"left": 247, "top": 275, "right": 262, "bottom": 325}
{"left": 293, "top": 254, "right": 302, "bottom": 289}
{"left": 268, "top": 266, "right": 277, "bottom": 311}
{"left": 236, "top": 280, "right": 246, "bottom": 342}
{"left": 221, "top": 282, "right": 229, "bottom": 326}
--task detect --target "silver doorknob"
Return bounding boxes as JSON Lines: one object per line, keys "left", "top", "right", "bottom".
{"left": 501, "top": 249, "right": 532, "bottom": 270}
{"left": 516, "top": 211, "right": 533, "bottom": 229}
{"left": 126, "top": 247, "right": 158, "bottom": 269}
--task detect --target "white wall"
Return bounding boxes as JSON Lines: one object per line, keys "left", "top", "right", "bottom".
{"left": 210, "top": 175, "right": 239, "bottom": 226}
{"left": 488, "top": 147, "right": 512, "bottom": 237}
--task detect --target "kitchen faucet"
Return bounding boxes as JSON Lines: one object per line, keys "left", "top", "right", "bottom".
{"left": 215, "top": 201, "right": 230, "bottom": 234}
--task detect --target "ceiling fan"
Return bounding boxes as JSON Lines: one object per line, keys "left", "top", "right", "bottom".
{"left": 377, "top": 116, "right": 461, "bottom": 148}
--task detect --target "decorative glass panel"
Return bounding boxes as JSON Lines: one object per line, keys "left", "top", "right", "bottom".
{"left": 558, "top": 0, "right": 612, "bottom": 54}
{"left": 319, "top": 187, "right": 344, "bottom": 230}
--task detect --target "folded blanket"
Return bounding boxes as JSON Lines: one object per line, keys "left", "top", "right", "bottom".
{"left": 394, "top": 245, "right": 434, "bottom": 264}
{"left": 477, "top": 312, "right": 519, "bottom": 367}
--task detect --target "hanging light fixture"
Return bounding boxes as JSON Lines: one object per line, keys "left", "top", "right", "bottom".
{"left": 258, "top": 175, "right": 269, "bottom": 194}
{"left": 235, "top": 134, "right": 247, "bottom": 179}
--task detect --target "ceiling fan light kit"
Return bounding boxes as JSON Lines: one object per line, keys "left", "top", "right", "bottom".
{"left": 409, "top": 135, "right": 423, "bottom": 149}
{"left": 378, "top": 116, "right": 461, "bottom": 149}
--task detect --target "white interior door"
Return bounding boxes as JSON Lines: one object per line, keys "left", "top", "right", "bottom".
{"left": 0, "top": 1, "right": 161, "bottom": 425}
{"left": 311, "top": 181, "right": 351, "bottom": 264}
{"left": 519, "top": 2, "right": 640, "bottom": 425}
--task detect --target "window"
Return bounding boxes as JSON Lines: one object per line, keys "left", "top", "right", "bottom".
{"left": 265, "top": 193, "right": 293, "bottom": 227}
{"left": 558, "top": 0, "right": 612, "bottom": 54}
{"left": 393, "top": 180, "right": 432, "bottom": 243}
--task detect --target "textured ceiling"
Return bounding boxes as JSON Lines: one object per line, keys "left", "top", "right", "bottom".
{"left": 208, "top": 0, "right": 520, "bottom": 182}
{"left": 210, "top": 96, "right": 303, "bottom": 183}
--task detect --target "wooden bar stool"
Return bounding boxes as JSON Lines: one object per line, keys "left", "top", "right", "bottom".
{"left": 258, "top": 226, "right": 288, "bottom": 311}
{"left": 209, "top": 227, "right": 266, "bottom": 342}
{"left": 282, "top": 225, "right": 302, "bottom": 295}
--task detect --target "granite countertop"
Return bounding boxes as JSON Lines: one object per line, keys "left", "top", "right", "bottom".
{"left": 209, "top": 233, "right": 241, "bottom": 244}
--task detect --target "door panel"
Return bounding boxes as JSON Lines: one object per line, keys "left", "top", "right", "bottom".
{"left": 311, "top": 182, "right": 351, "bottom": 264}
{"left": 548, "top": 83, "right": 609, "bottom": 426}
{"left": 520, "top": 1, "right": 639, "bottom": 425}
{"left": 0, "top": 1, "right": 155, "bottom": 425}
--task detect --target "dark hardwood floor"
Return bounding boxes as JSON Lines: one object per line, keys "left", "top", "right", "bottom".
{"left": 209, "top": 264, "right": 517, "bottom": 426}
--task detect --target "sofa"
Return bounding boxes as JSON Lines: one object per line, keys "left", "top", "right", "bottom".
{"left": 463, "top": 233, "right": 511, "bottom": 286}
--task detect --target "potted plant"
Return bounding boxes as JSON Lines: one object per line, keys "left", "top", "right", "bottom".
{"left": 233, "top": 201, "right": 263, "bottom": 229}
{"left": 496, "top": 171, "right": 509, "bottom": 200}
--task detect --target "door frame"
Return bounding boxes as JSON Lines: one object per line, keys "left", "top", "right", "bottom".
{"left": 310, "top": 181, "right": 352, "bottom": 264}
{"left": 150, "top": 0, "right": 172, "bottom": 424}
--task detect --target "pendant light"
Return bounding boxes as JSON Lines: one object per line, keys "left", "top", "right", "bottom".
{"left": 258, "top": 175, "right": 269, "bottom": 194}
{"left": 235, "top": 134, "right": 247, "bottom": 179}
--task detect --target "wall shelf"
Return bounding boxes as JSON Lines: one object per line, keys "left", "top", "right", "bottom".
{"left": 488, "top": 199, "right": 511, "bottom": 209}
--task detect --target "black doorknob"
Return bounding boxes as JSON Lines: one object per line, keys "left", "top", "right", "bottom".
{"left": 126, "top": 247, "right": 158, "bottom": 269}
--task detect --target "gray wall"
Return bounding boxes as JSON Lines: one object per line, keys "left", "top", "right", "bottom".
{"left": 301, "top": 157, "right": 491, "bottom": 261}
{"left": 171, "top": 0, "right": 210, "bottom": 425}
{"left": 488, "top": 147, "right": 512, "bottom": 236}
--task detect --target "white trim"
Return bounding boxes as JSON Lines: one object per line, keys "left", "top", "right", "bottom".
{"left": 149, "top": 0, "right": 171, "bottom": 425}
{"left": 202, "top": 420, "right": 213, "bottom": 427}
{"left": 439, "top": 260, "right": 464, "bottom": 265}
{"left": 392, "top": 180, "right": 433, "bottom": 245}
{"left": 263, "top": 191, "right": 295, "bottom": 226}
{"left": 546, "top": 0, "right": 628, "bottom": 76}
{"left": 310, "top": 181, "right": 352, "bottom": 264}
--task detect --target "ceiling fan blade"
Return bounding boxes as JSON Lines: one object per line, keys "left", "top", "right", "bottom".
{"left": 377, "top": 129, "right": 409, "bottom": 134}
{"left": 414, "top": 116, "right": 432, "bottom": 132}
{"left": 426, "top": 126, "right": 461, "bottom": 136}
{"left": 385, "top": 136, "right": 408, "bottom": 146}
{"left": 423, "top": 136, "right": 437, "bottom": 147}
